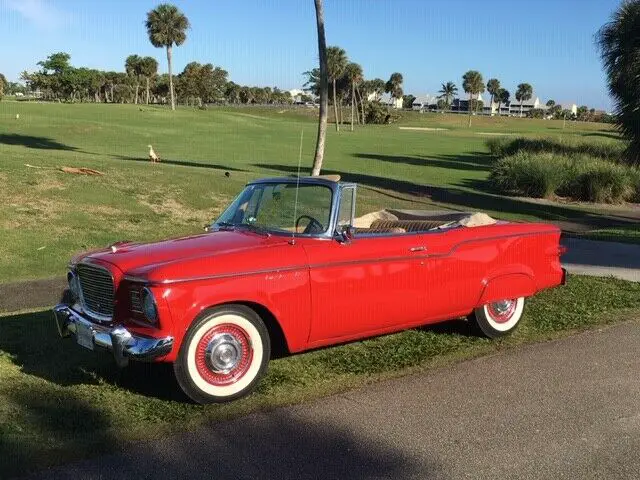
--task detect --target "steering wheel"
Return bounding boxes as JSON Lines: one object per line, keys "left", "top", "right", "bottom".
{"left": 295, "top": 215, "right": 324, "bottom": 234}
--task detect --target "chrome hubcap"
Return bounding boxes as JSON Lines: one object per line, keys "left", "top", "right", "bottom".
{"left": 492, "top": 300, "right": 514, "bottom": 315}
{"left": 205, "top": 333, "right": 243, "bottom": 373}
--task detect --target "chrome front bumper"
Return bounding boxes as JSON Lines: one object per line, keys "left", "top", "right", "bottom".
{"left": 53, "top": 304, "right": 174, "bottom": 367}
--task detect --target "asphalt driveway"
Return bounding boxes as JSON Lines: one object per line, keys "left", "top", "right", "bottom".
{"left": 561, "top": 237, "right": 640, "bottom": 282}
{"left": 29, "top": 319, "right": 640, "bottom": 480}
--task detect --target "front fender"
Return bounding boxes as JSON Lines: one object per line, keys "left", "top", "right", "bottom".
{"left": 476, "top": 272, "right": 536, "bottom": 306}
{"left": 163, "top": 269, "right": 311, "bottom": 361}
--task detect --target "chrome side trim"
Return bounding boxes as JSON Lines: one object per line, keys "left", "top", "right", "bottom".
{"left": 53, "top": 304, "right": 174, "bottom": 367}
{"left": 123, "top": 229, "right": 559, "bottom": 285}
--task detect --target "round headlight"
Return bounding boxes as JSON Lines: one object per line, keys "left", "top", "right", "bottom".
{"left": 68, "top": 271, "right": 81, "bottom": 302}
{"left": 142, "top": 288, "right": 158, "bottom": 323}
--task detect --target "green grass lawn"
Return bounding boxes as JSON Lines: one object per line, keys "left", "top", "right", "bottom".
{"left": 1, "top": 274, "right": 639, "bottom": 477}
{"left": 0, "top": 102, "right": 636, "bottom": 282}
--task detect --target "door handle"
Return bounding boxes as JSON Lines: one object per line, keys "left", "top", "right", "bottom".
{"left": 409, "top": 246, "right": 426, "bottom": 252}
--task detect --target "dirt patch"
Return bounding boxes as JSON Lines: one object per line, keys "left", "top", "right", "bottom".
{"left": 398, "top": 127, "right": 449, "bottom": 132}
{"left": 137, "top": 195, "right": 218, "bottom": 225}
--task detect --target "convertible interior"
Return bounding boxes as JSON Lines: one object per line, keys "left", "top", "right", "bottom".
{"left": 353, "top": 210, "right": 498, "bottom": 235}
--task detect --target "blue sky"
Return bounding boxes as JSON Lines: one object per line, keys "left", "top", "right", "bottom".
{"left": 0, "top": 0, "right": 621, "bottom": 109}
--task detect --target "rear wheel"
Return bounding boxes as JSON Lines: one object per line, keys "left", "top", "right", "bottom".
{"left": 174, "top": 305, "right": 270, "bottom": 404}
{"left": 469, "top": 297, "right": 525, "bottom": 338}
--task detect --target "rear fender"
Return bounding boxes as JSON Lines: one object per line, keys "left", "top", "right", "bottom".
{"left": 477, "top": 273, "right": 536, "bottom": 306}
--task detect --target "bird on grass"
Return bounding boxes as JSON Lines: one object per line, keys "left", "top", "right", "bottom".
{"left": 225, "top": 171, "right": 230, "bottom": 178}
{"left": 15, "top": 114, "right": 19, "bottom": 120}
{"left": 148, "top": 145, "right": 160, "bottom": 163}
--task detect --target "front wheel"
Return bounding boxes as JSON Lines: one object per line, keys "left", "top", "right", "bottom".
{"left": 174, "top": 305, "right": 270, "bottom": 404}
{"left": 469, "top": 297, "right": 525, "bottom": 338}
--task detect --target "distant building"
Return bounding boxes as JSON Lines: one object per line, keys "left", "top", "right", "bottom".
{"left": 561, "top": 103, "right": 578, "bottom": 116}
{"left": 378, "top": 93, "right": 403, "bottom": 109}
{"left": 288, "top": 89, "right": 305, "bottom": 103}
{"left": 411, "top": 94, "right": 438, "bottom": 111}
{"left": 509, "top": 96, "right": 542, "bottom": 116}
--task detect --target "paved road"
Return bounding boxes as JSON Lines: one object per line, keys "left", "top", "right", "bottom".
{"left": 29, "top": 319, "right": 640, "bottom": 480}
{"left": 561, "top": 237, "right": 640, "bottom": 282}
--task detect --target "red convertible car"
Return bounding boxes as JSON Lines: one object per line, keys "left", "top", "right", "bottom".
{"left": 54, "top": 175, "right": 566, "bottom": 403}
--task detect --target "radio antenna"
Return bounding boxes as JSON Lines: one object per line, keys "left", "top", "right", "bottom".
{"left": 290, "top": 129, "right": 304, "bottom": 245}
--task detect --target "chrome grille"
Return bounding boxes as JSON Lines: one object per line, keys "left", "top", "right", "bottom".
{"left": 76, "top": 263, "right": 115, "bottom": 319}
{"left": 130, "top": 289, "right": 143, "bottom": 313}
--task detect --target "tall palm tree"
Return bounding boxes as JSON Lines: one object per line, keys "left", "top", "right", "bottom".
{"left": 437, "top": 82, "right": 458, "bottom": 109}
{"left": 385, "top": 72, "right": 403, "bottom": 108}
{"left": 327, "top": 46, "right": 348, "bottom": 132}
{"left": 139, "top": 56, "right": 158, "bottom": 104}
{"left": 597, "top": 0, "right": 640, "bottom": 165}
{"left": 462, "top": 70, "right": 485, "bottom": 127}
{"left": 515, "top": 83, "right": 533, "bottom": 117}
{"left": 311, "top": 0, "right": 329, "bottom": 176}
{"left": 497, "top": 88, "right": 510, "bottom": 116}
{"left": 486, "top": 78, "right": 501, "bottom": 114}
{"left": 344, "top": 63, "right": 363, "bottom": 131}
{"left": 145, "top": 4, "right": 190, "bottom": 111}
{"left": 125, "top": 55, "right": 142, "bottom": 104}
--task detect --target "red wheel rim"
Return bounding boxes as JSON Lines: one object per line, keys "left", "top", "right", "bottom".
{"left": 486, "top": 299, "right": 517, "bottom": 324}
{"left": 195, "top": 323, "right": 253, "bottom": 386}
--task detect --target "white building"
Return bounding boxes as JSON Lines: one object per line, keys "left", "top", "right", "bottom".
{"left": 288, "top": 89, "right": 306, "bottom": 103}
{"left": 561, "top": 103, "right": 578, "bottom": 116}
{"left": 411, "top": 94, "right": 437, "bottom": 111}
{"left": 374, "top": 93, "right": 403, "bottom": 109}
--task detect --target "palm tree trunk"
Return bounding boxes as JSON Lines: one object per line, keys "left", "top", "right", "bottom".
{"left": 338, "top": 95, "right": 343, "bottom": 126}
{"left": 468, "top": 93, "right": 472, "bottom": 127}
{"left": 520, "top": 102, "right": 523, "bottom": 118}
{"left": 350, "top": 83, "right": 355, "bottom": 131}
{"left": 311, "top": 0, "right": 328, "bottom": 176}
{"left": 146, "top": 77, "right": 150, "bottom": 105}
{"left": 356, "top": 86, "right": 365, "bottom": 125}
{"left": 167, "top": 45, "right": 175, "bottom": 111}
{"left": 134, "top": 83, "right": 139, "bottom": 104}
{"left": 497, "top": 101, "right": 501, "bottom": 117}
{"left": 332, "top": 78, "right": 339, "bottom": 132}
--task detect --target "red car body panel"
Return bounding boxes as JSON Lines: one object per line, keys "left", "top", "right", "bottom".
{"left": 74, "top": 220, "right": 564, "bottom": 363}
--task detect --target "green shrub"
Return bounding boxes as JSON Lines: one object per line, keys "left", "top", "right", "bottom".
{"left": 486, "top": 136, "right": 625, "bottom": 162}
{"left": 365, "top": 101, "right": 400, "bottom": 124}
{"left": 564, "top": 160, "right": 634, "bottom": 203}
{"left": 489, "top": 152, "right": 569, "bottom": 199}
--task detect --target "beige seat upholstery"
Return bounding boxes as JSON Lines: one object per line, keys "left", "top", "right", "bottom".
{"left": 369, "top": 219, "right": 449, "bottom": 232}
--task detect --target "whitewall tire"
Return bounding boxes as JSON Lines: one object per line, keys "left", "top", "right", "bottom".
{"left": 174, "top": 305, "right": 270, "bottom": 404}
{"left": 469, "top": 297, "right": 525, "bottom": 338}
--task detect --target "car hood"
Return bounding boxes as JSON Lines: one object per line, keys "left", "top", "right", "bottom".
{"left": 79, "top": 230, "right": 278, "bottom": 278}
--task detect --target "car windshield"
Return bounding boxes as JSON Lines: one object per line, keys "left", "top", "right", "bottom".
{"left": 214, "top": 182, "right": 333, "bottom": 235}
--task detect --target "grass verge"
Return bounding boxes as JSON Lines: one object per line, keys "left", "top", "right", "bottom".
{"left": 1, "top": 275, "right": 640, "bottom": 477}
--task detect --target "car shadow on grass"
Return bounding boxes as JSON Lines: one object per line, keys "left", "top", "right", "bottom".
{"left": 1, "top": 314, "right": 446, "bottom": 479}
{"left": 0, "top": 133, "right": 78, "bottom": 151}
{"left": 0, "top": 310, "right": 187, "bottom": 402}
{"left": 114, "top": 154, "right": 248, "bottom": 173}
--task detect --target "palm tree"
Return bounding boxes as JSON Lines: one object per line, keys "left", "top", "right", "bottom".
{"left": 125, "top": 55, "right": 142, "bottom": 104}
{"left": 486, "top": 78, "right": 500, "bottom": 114}
{"left": 344, "top": 63, "right": 363, "bottom": 131}
{"left": 437, "top": 82, "right": 458, "bottom": 110}
{"left": 311, "top": 0, "right": 329, "bottom": 176}
{"left": 327, "top": 46, "right": 348, "bottom": 132}
{"left": 497, "top": 88, "right": 510, "bottom": 116}
{"left": 385, "top": 73, "right": 403, "bottom": 108}
{"left": 462, "top": 70, "right": 485, "bottom": 127}
{"left": 139, "top": 57, "right": 158, "bottom": 104}
{"left": 597, "top": 0, "right": 640, "bottom": 165}
{"left": 515, "top": 83, "right": 533, "bottom": 117}
{"left": 145, "top": 4, "right": 190, "bottom": 111}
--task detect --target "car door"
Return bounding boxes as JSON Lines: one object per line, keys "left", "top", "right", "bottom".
{"left": 302, "top": 187, "right": 428, "bottom": 344}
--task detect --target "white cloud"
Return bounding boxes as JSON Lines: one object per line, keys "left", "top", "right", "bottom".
{"left": 4, "top": 0, "right": 69, "bottom": 31}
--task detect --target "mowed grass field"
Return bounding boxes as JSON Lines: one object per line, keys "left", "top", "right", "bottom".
{"left": 0, "top": 101, "right": 634, "bottom": 282}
